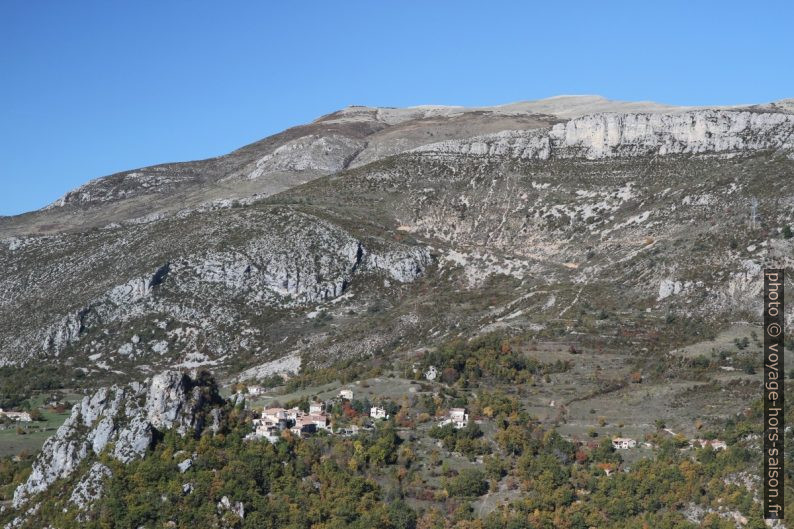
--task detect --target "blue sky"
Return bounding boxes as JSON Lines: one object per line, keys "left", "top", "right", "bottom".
{"left": 1, "top": 1, "right": 792, "bottom": 216}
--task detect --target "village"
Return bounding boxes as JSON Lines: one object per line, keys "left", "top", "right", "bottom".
{"left": 239, "top": 381, "right": 727, "bottom": 465}
{"left": 244, "top": 386, "right": 472, "bottom": 444}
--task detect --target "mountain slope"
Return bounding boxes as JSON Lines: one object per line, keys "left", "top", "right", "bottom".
{"left": 2, "top": 95, "right": 794, "bottom": 528}
{"left": 0, "top": 97, "right": 792, "bottom": 387}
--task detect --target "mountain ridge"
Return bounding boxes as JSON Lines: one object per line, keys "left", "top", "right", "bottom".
{"left": 3, "top": 95, "right": 793, "bottom": 238}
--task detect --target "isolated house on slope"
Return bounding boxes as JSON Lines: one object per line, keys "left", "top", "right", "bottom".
{"left": 612, "top": 437, "right": 636, "bottom": 450}
{"left": 370, "top": 406, "right": 388, "bottom": 419}
{"left": 0, "top": 409, "right": 32, "bottom": 422}
{"left": 440, "top": 408, "right": 469, "bottom": 429}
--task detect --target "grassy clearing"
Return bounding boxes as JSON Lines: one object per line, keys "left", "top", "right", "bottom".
{"left": 0, "top": 392, "right": 77, "bottom": 457}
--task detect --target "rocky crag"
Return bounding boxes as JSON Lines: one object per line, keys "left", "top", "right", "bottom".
{"left": 6, "top": 370, "right": 223, "bottom": 527}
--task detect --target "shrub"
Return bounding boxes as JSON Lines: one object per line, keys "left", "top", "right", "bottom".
{"left": 445, "top": 468, "right": 488, "bottom": 497}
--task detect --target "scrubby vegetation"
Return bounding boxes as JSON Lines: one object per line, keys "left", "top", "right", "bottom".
{"left": 413, "top": 334, "right": 572, "bottom": 386}
{"left": 0, "top": 365, "right": 66, "bottom": 410}
{"left": 4, "top": 369, "right": 792, "bottom": 529}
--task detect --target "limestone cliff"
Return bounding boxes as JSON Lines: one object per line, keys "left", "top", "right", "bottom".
{"left": 11, "top": 371, "right": 223, "bottom": 516}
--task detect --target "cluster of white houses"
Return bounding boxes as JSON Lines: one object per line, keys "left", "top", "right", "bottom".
{"left": 251, "top": 403, "right": 331, "bottom": 443}
{"left": 248, "top": 387, "right": 469, "bottom": 442}
{"left": 0, "top": 409, "right": 31, "bottom": 422}
{"left": 248, "top": 389, "right": 392, "bottom": 443}
{"left": 612, "top": 436, "right": 727, "bottom": 451}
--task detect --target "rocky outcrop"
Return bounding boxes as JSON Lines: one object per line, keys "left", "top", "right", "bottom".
{"left": 549, "top": 111, "right": 794, "bottom": 158}
{"left": 12, "top": 370, "right": 222, "bottom": 509}
{"left": 412, "top": 110, "right": 794, "bottom": 160}
{"left": 364, "top": 247, "right": 432, "bottom": 283}
{"left": 68, "top": 462, "right": 112, "bottom": 513}
{"left": 171, "top": 233, "right": 430, "bottom": 306}
{"left": 217, "top": 495, "right": 245, "bottom": 525}
{"left": 40, "top": 309, "right": 88, "bottom": 355}
{"left": 247, "top": 134, "right": 364, "bottom": 178}
{"left": 2, "top": 206, "right": 433, "bottom": 366}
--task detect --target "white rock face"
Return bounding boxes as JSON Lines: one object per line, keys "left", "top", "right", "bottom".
{"left": 217, "top": 495, "right": 245, "bottom": 520}
{"left": 236, "top": 353, "right": 301, "bottom": 382}
{"left": 157, "top": 221, "right": 430, "bottom": 308}
{"left": 22, "top": 212, "right": 432, "bottom": 361}
{"left": 658, "top": 279, "right": 692, "bottom": 300}
{"left": 40, "top": 310, "right": 86, "bottom": 355}
{"left": 177, "top": 458, "right": 193, "bottom": 473}
{"left": 363, "top": 247, "right": 432, "bottom": 283}
{"left": 12, "top": 371, "right": 221, "bottom": 509}
{"left": 1, "top": 237, "right": 25, "bottom": 251}
{"left": 413, "top": 110, "right": 794, "bottom": 160}
{"left": 108, "top": 278, "right": 152, "bottom": 305}
{"left": 248, "top": 134, "right": 364, "bottom": 178}
{"left": 69, "top": 462, "right": 112, "bottom": 513}
{"left": 548, "top": 111, "right": 794, "bottom": 158}
{"left": 45, "top": 169, "right": 196, "bottom": 209}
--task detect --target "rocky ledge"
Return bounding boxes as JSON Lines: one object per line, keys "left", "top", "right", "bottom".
{"left": 11, "top": 370, "right": 224, "bottom": 511}
{"left": 412, "top": 110, "right": 794, "bottom": 160}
